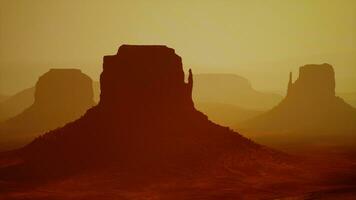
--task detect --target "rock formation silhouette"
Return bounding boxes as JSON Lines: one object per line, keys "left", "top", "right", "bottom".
{"left": 0, "top": 45, "right": 283, "bottom": 180}
{"left": 241, "top": 63, "right": 356, "bottom": 145}
{"left": 2, "top": 46, "right": 356, "bottom": 200}
{"left": 0, "top": 69, "right": 94, "bottom": 150}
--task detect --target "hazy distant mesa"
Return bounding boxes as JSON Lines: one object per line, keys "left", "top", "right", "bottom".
{"left": 241, "top": 63, "right": 356, "bottom": 148}
{"left": 1, "top": 70, "right": 355, "bottom": 129}
{"left": 0, "top": 69, "right": 94, "bottom": 151}
{"left": 0, "top": 73, "right": 283, "bottom": 128}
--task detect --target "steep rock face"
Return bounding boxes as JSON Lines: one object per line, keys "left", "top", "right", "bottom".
{"left": 0, "top": 69, "right": 95, "bottom": 150}
{"left": 99, "top": 45, "right": 194, "bottom": 113}
{"left": 287, "top": 64, "right": 335, "bottom": 102}
{"left": 2, "top": 45, "right": 279, "bottom": 178}
{"left": 242, "top": 64, "right": 356, "bottom": 138}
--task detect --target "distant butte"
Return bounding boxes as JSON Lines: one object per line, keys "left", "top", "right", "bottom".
{"left": 287, "top": 63, "right": 336, "bottom": 100}
{"left": 242, "top": 63, "right": 356, "bottom": 143}
{"left": 0, "top": 69, "right": 95, "bottom": 151}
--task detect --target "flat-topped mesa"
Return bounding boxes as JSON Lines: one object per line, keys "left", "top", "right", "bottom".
{"left": 0, "top": 68, "right": 95, "bottom": 151}
{"left": 34, "top": 68, "right": 94, "bottom": 109}
{"left": 99, "top": 45, "right": 194, "bottom": 111}
{"left": 286, "top": 63, "right": 336, "bottom": 100}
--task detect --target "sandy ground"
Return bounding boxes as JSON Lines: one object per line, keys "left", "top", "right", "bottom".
{"left": 0, "top": 147, "right": 355, "bottom": 200}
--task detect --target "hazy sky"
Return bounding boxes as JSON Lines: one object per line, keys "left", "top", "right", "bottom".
{"left": 1, "top": 0, "right": 355, "bottom": 95}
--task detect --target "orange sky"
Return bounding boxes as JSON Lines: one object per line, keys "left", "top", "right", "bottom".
{"left": 0, "top": 0, "right": 355, "bottom": 95}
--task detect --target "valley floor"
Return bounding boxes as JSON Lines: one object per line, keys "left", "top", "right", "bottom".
{"left": 0, "top": 148, "right": 355, "bottom": 200}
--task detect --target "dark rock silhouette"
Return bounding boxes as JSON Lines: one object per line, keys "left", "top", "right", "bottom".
{"left": 0, "top": 45, "right": 283, "bottom": 180}
{"left": 99, "top": 46, "right": 194, "bottom": 112}
{"left": 2, "top": 46, "right": 355, "bottom": 200}
{"left": 241, "top": 63, "right": 356, "bottom": 145}
{"left": 0, "top": 69, "right": 95, "bottom": 150}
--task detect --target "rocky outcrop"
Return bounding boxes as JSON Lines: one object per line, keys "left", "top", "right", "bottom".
{"left": 0, "top": 69, "right": 95, "bottom": 150}
{"left": 99, "top": 45, "right": 194, "bottom": 112}
{"left": 242, "top": 64, "right": 356, "bottom": 143}
{"left": 0, "top": 45, "right": 283, "bottom": 179}
{"left": 286, "top": 64, "right": 336, "bottom": 101}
